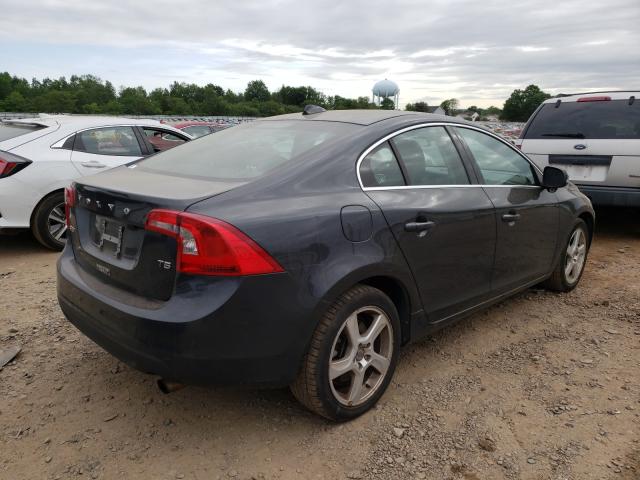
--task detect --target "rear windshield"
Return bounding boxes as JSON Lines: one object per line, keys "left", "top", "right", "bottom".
{"left": 0, "top": 123, "right": 45, "bottom": 142}
{"left": 524, "top": 99, "right": 640, "bottom": 140}
{"left": 136, "top": 120, "right": 358, "bottom": 180}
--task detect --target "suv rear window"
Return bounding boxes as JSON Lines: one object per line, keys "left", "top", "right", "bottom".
{"left": 0, "top": 123, "right": 45, "bottom": 142}
{"left": 524, "top": 99, "right": 640, "bottom": 140}
{"left": 136, "top": 120, "right": 358, "bottom": 180}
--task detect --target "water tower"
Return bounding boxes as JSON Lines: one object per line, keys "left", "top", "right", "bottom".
{"left": 372, "top": 79, "right": 399, "bottom": 108}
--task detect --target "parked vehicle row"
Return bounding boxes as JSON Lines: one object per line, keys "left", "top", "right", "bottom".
{"left": 518, "top": 91, "right": 639, "bottom": 207}
{"left": 57, "top": 108, "right": 594, "bottom": 420}
{"left": 0, "top": 116, "right": 192, "bottom": 249}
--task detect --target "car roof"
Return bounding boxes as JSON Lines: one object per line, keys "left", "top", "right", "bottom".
{"left": 5, "top": 115, "right": 164, "bottom": 128}
{"left": 543, "top": 91, "right": 639, "bottom": 103}
{"left": 263, "top": 109, "right": 436, "bottom": 126}
{"left": 172, "top": 121, "right": 219, "bottom": 128}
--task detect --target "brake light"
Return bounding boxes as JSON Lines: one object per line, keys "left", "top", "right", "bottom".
{"left": 145, "top": 209, "right": 284, "bottom": 276}
{"left": 0, "top": 157, "right": 31, "bottom": 178}
{"left": 64, "top": 184, "right": 76, "bottom": 227}
{"left": 577, "top": 96, "right": 611, "bottom": 102}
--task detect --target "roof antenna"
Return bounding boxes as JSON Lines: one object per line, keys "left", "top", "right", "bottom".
{"left": 629, "top": 96, "right": 635, "bottom": 106}
{"left": 554, "top": 99, "right": 562, "bottom": 108}
{"left": 303, "top": 105, "right": 326, "bottom": 115}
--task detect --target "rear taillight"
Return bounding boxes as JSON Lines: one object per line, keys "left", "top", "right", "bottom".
{"left": 577, "top": 96, "right": 611, "bottom": 102}
{"left": 64, "top": 184, "right": 76, "bottom": 227}
{"left": 145, "top": 209, "right": 284, "bottom": 276}
{"left": 0, "top": 156, "right": 31, "bottom": 178}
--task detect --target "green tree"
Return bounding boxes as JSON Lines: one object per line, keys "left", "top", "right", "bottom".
{"left": 2, "top": 91, "right": 28, "bottom": 111}
{"left": 244, "top": 80, "right": 270, "bottom": 103}
{"left": 501, "top": 85, "right": 550, "bottom": 121}
{"left": 440, "top": 98, "right": 459, "bottom": 116}
{"left": 405, "top": 101, "right": 429, "bottom": 112}
{"left": 380, "top": 97, "right": 395, "bottom": 110}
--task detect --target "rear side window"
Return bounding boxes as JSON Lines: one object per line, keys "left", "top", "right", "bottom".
{"left": 75, "top": 127, "right": 142, "bottom": 156}
{"left": 0, "top": 123, "right": 45, "bottom": 142}
{"left": 524, "top": 99, "right": 640, "bottom": 139}
{"left": 392, "top": 127, "right": 469, "bottom": 185}
{"left": 137, "top": 120, "right": 358, "bottom": 180}
{"left": 360, "top": 143, "right": 405, "bottom": 187}
{"left": 455, "top": 127, "right": 537, "bottom": 186}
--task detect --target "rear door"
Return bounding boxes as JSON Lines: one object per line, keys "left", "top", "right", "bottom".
{"left": 70, "top": 126, "right": 145, "bottom": 175}
{"left": 454, "top": 126, "right": 559, "bottom": 293}
{"left": 361, "top": 125, "right": 496, "bottom": 323}
{"left": 521, "top": 97, "right": 640, "bottom": 188}
{"left": 139, "top": 126, "right": 189, "bottom": 154}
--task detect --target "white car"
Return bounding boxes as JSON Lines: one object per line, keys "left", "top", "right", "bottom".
{"left": 0, "top": 115, "right": 192, "bottom": 249}
{"left": 518, "top": 91, "right": 639, "bottom": 207}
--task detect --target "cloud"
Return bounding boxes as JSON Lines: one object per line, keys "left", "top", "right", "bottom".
{"left": 0, "top": 0, "right": 638, "bottom": 107}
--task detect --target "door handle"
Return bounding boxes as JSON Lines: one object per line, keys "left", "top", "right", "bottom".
{"left": 405, "top": 221, "right": 435, "bottom": 232}
{"left": 81, "top": 161, "right": 107, "bottom": 168}
{"left": 501, "top": 213, "right": 521, "bottom": 223}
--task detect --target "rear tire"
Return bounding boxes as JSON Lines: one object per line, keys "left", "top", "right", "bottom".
{"left": 544, "top": 219, "right": 589, "bottom": 292}
{"left": 291, "top": 285, "right": 400, "bottom": 421}
{"left": 32, "top": 192, "right": 67, "bottom": 251}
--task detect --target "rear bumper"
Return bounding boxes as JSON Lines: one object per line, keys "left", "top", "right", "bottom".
{"left": 56, "top": 247, "right": 315, "bottom": 387}
{"left": 576, "top": 185, "right": 640, "bottom": 207}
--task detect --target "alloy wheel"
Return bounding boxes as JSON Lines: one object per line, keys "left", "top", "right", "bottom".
{"left": 565, "top": 228, "right": 586, "bottom": 284}
{"left": 47, "top": 202, "right": 68, "bottom": 244}
{"left": 329, "top": 306, "right": 393, "bottom": 407}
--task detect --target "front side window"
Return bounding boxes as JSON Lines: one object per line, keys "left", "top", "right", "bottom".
{"left": 455, "top": 127, "right": 537, "bottom": 186}
{"left": 360, "top": 142, "right": 405, "bottom": 187}
{"left": 391, "top": 127, "right": 469, "bottom": 185}
{"left": 75, "top": 126, "right": 142, "bottom": 156}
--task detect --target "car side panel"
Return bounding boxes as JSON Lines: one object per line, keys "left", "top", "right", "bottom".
{"left": 0, "top": 144, "right": 75, "bottom": 228}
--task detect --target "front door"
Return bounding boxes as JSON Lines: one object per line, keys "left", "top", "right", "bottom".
{"left": 360, "top": 126, "right": 496, "bottom": 323}
{"left": 453, "top": 126, "right": 559, "bottom": 293}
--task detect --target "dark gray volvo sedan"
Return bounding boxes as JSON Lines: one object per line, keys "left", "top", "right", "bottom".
{"left": 57, "top": 108, "right": 594, "bottom": 420}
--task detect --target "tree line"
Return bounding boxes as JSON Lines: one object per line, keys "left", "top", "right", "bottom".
{"left": 0, "top": 73, "right": 380, "bottom": 117}
{"left": 0, "top": 71, "right": 551, "bottom": 121}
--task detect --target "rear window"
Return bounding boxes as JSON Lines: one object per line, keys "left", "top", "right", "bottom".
{"left": 524, "top": 99, "right": 640, "bottom": 140}
{"left": 136, "top": 120, "right": 358, "bottom": 180}
{"left": 0, "top": 123, "right": 45, "bottom": 142}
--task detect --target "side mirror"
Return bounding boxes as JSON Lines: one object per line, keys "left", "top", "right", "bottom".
{"left": 542, "top": 166, "right": 568, "bottom": 190}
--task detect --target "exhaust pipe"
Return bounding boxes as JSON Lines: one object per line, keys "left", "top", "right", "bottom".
{"left": 157, "top": 378, "right": 186, "bottom": 394}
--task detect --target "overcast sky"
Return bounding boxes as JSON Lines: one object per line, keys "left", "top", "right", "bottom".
{"left": 1, "top": 0, "right": 638, "bottom": 108}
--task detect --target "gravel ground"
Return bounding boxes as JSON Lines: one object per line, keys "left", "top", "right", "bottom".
{"left": 1, "top": 207, "right": 638, "bottom": 480}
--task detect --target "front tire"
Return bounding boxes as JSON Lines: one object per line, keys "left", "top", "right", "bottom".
{"left": 544, "top": 219, "right": 589, "bottom": 292}
{"left": 32, "top": 192, "right": 67, "bottom": 251}
{"left": 291, "top": 285, "right": 401, "bottom": 421}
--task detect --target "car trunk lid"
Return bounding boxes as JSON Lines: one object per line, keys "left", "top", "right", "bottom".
{"left": 70, "top": 166, "right": 246, "bottom": 301}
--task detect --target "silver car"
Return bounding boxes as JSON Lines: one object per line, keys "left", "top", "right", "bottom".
{"left": 518, "top": 91, "right": 639, "bottom": 207}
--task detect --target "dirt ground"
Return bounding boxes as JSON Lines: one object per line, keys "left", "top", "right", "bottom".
{"left": 1, "top": 208, "right": 638, "bottom": 480}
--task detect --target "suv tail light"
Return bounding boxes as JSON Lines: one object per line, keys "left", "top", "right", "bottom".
{"left": 577, "top": 96, "right": 611, "bottom": 102}
{"left": 64, "top": 184, "right": 76, "bottom": 227}
{"left": 145, "top": 209, "right": 284, "bottom": 276}
{"left": 0, "top": 151, "right": 32, "bottom": 178}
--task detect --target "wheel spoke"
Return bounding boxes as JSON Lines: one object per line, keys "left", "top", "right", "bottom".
{"left": 330, "top": 356, "right": 354, "bottom": 380}
{"left": 362, "top": 313, "right": 386, "bottom": 345}
{"left": 48, "top": 211, "right": 66, "bottom": 224}
{"left": 53, "top": 224, "right": 68, "bottom": 240}
{"left": 347, "top": 368, "right": 365, "bottom": 404}
{"left": 369, "top": 351, "right": 390, "bottom": 375}
{"left": 565, "top": 260, "right": 575, "bottom": 277}
{"left": 343, "top": 313, "right": 360, "bottom": 346}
